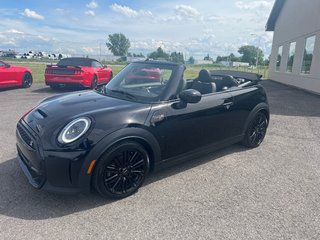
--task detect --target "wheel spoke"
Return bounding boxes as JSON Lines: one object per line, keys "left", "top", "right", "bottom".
{"left": 105, "top": 174, "right": 119, "bottom": 183}
{"left": 129, "top": 151, "right": 139, "bottom": 164}
{"left": 250, "top": 131, "right": 257, "bottom": 143}
{"left": 113, "top": 157, "right": 122, "bottom": 168}
{"left": 106, "top": 165, "right": 117, "bottom": 172}
{"left": 131, "top": 170, "right": 144, "bottom": 174}
{"left": 111, "top": 177, "right": 122, "bottom": 192}
{"left": 132, "top": 159, "right": 145, "bottom": 169}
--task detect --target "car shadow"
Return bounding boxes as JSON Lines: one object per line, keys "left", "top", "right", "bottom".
{"left": 0, "top": 144, "right": 247, "bottom": 220}
{"left": 261, "top": 80, "right": 320, "bottom": 117}
{"left": 0, "top": 86, "right": 21, "bottom": 92}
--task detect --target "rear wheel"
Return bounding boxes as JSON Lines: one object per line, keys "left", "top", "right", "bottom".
{"left": 93, "top": 141, "right": 150, "bottom": 199}
{"left": 110, "top": 72, "right": 113, "bottom": 80}
{"left": 22, "top": 72, "right": 32, "bottom": 88}
{"left": 91, "top": 75, "right": 98, "bottom": 89}
{"left": 242, "top": 112, "right": 268, "bottom": 148}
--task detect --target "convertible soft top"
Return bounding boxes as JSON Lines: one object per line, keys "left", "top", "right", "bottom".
{"left": 210, "top": 70, "right": 262, "bottom": 81}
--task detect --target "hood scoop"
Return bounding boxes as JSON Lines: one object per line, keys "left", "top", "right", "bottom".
{"left": 34, "top": 109, "right": 48, "bottom": 119}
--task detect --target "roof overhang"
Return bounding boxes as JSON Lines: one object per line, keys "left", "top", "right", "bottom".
{"left": 266, "top": 0, "right": 286, "bottom": 31}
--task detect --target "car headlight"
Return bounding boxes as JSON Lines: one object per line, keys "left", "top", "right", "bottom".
{"left": 58, "top": 117, "right": 91, "bottom": 144}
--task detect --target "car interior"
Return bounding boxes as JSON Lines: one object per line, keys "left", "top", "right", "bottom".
{"left": 184, "top": 69, "right": 255, "bottom": 95}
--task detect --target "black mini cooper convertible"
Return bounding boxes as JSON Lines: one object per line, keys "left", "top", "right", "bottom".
{"left": 16, "top": 60, "right": 269, "bottom": 198}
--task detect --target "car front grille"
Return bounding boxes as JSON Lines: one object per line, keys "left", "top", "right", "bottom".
{"left": 17, "top": 124, "right": 35, "bottom": 149}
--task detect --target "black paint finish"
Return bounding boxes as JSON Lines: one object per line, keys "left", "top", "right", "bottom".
{"left": 16, "top": 60, "right": 269, "bottom": 194}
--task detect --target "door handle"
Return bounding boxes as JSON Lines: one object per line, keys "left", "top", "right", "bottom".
{"left": 223, "top": 101, "right": 233, "bottom": 109}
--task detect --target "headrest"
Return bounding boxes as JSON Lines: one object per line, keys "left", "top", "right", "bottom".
{"left": 198, "top": 69, "right": 211, "bottom": 82}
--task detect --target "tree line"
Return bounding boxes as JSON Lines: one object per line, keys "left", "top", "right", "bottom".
{"left": 106, "top": 33, "right": 268, "bottom": 65}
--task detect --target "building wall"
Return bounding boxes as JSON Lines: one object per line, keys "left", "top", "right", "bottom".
{"left": 269, "top": 0, "right": 320, "bottom": 93}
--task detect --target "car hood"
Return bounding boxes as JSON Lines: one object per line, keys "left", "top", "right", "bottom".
{"left": 23, "top": 90, "right": 152, "bottom": 148}
{"left": 38, "top": 90, "right": 133, "bottom": 115}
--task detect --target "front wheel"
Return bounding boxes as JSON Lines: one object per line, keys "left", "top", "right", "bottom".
{"left": 22, "top": 72, "right": 33, "bottom": 88}
{"left": 242, "top": 112, "right": 268, "bottom": 148}
{"left": 93, "top": 141, "right": 150, "bottom": 199}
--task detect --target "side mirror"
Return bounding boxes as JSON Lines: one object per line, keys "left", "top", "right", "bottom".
{"left": 5, "top": 64, "right": 10, "bottom": 68}
{"left": 179, "top": 89, "right": 201, "bottom": 104}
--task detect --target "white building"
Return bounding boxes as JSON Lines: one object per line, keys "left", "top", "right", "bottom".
{"left": 267, "top": 0, "right": 320, "bottom": 93}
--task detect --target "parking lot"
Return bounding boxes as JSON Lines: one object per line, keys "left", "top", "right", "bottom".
{"left": 0, "top": 80, "right": 320, "bottom": 240}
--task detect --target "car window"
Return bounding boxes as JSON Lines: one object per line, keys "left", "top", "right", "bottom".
{"left": 104, "top": 62, "right": 177, "bottom": 102}
{"left": 0, "top": 61, "right": 5, "bottom": 67}
{"left": 92, "top": 61, "right": 102, "bottom": 68}
{"left": 57, "top": 58, "right": 93, "bottom": 67}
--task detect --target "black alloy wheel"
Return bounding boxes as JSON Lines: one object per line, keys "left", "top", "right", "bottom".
{"left": 93, "top": 141, "right": 150, "bottom": 199}
{"left": 242, "top": 112, "right": 268, "bottom": 148}
{"left": 22, "top": 72, "right": 33, "bottom": 88}
{"left": 91, "top": 75, "right": 98, "bottom": 89}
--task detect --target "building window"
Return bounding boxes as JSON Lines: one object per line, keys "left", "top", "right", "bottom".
{"left": 301, "top": 35, "right": 316, "bottom": 74}
{"left": 276, "top": 46, "right": 283, "bottom": 72}
{"left": 286, "top": 42, "right": 296, "bottom": 73}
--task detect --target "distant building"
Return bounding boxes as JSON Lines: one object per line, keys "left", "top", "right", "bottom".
{"left": 0, "top": 50, "right": 17, "bottom": 57}
{"left": 194, "top": 60, "right": 213, "bottom": 65}
{"left": 267, "top": 0, "right": 320, "bottom": 93}
{"left": 219, "top": 61, "right": 249, "bottom": 67}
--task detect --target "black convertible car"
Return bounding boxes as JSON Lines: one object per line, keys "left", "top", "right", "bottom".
{"left": 16, "top": 60, "right": 269, "bottom": 198}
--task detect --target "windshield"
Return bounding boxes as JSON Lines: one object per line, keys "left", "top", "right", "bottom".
{"left": 104, "top": 62, "right": 177, "bottom": 102}
{"left": 57, "top": 58, "right": 93, "bottom": 67}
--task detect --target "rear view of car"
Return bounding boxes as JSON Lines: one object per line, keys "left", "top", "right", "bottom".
{"left": 44, "top": 57, "right": 113, "bottom": 89}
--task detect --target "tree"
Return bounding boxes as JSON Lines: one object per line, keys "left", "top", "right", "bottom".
{"left": 204, "top": 54, "right": 213, "bottom": 61}
{"left": 216, "top": 53, "right": 241, "bottom": 63}
{"left": 238, "top": 45, "right": 264, "bottom": 66}
{"left": 148, "top": 47, "right": 170, "bottom": 60}
{"left": 106, "top": 33, "right": 130, "bottom": 56}
{"left": 170, "top": 52, "right": 184, "bottom": 63}
{"left": 188, "top": 56, "right": 195, "bottom": 64}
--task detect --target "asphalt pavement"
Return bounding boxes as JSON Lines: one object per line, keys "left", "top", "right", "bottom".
{"left": 0, "top": 81, "right": 320, "bottom": 240}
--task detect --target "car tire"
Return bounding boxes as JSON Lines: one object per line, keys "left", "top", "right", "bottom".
{"left": 91, "top": 75, "right": 98, "bottom": 89}
{"left": 110, "top": 72, "right": 113, "bottom": 80}
{"left": 242, "top": 112, "right": 268, "bottom": 148}
{"left": 93, "top": 141, "right": 150, "bottom": 199}
{"left": 22, "top": 72, "right": 33, "bottom": 88}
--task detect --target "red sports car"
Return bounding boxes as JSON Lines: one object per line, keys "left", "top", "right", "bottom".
{"left": 0, "top": 61, "right": 33, "bottom": 89}
{"left": 45, "top": 57, "right": 113, "bottom": 89}
{"left": 125, "top": 68, "right": 161, "bottom": 84}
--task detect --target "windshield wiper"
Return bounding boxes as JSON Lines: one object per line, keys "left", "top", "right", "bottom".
{"left": 109, "top": 89, "right": 136, "bottom": 99}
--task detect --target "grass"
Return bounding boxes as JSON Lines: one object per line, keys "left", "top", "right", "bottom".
{"left": 1, "top": 59, "right": 269, "bottom": 84}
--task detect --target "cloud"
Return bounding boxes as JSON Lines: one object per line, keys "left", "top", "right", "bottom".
{"left": 55, "top": 8, "right": 67, "bottom": 14}
{"left": 110, "top": 4, "right": 153, "bottom": 18}
{"left": 0, "top": 29, "right": 51, "bottom": 50}
{"left": 235, "top": 1, "right": 273, "bottom": 10}
{"left": 85, "top": 10, "right": 95, "bottom": 16}
{"left": 110, "top": 4, "right": 138, "bottom": 17}
{"left": 22, "top": 8, "right": 44, "bottom": 20}
{"left": 86, "top": 1, "right": 98, "bottom": 9}
{"left": 175, "top": 5, "right": 200, "bottom": 19}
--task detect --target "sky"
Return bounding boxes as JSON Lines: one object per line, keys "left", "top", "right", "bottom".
{"left": 0, "top": 0, "right": 276, "bottom": 60}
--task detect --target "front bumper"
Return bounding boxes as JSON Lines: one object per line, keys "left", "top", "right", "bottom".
{"left": 16, "top": 121, "right": 91, "bottom": 194}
